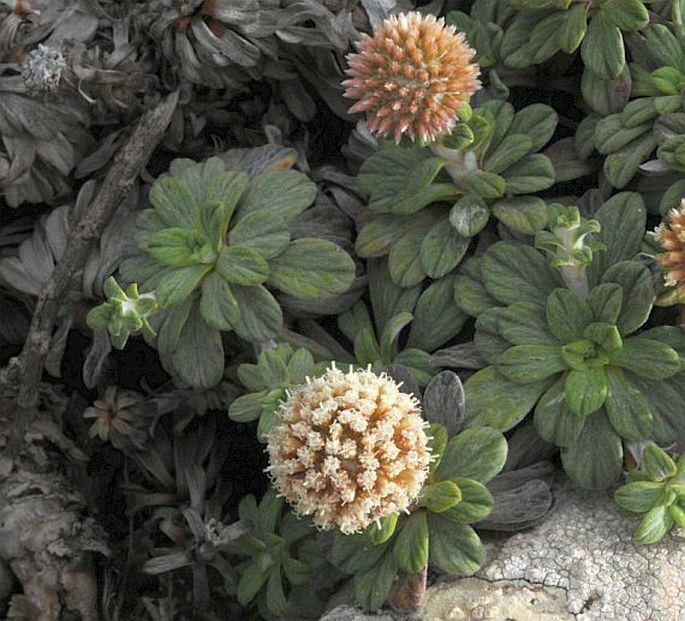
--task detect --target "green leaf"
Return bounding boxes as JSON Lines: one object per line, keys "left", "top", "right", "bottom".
{"left": 436, "top": 427, "right": 507, "bottom": 484}
{"left": 603, "top": 0, "right": 649, "bottom": 30}
{"left": 439, "top": 478, "right": 494, "bottom": 524}
{"left": 600, "top": 262, "right": 654, "bottom": 335}
{"left": 393, "top": 513, "right": 429, "bottom": 573}
{"left": 581, "top": 13, "right": 625, "bottom": 80}
{"left": 428, "top": 517, "right": 484, "bottom": 575}
{"left": 583, "top": 322, "right": 623, "bottom": 356}
{"left": 330, "top": 533, "right": 388, "bottom": 574}
{"left": 474, "top": 308, "right": 511, "bottom": 363}
{"left": 146, "top": 228, "right": 211, "bottom": 266}
{"left": 216, "top": 245, "right": 269, "bottom": 286}
{"left": 454, "top": 260, "right": 500, "bottom": 317}
{"left": 265, "top": 569, "right": 287, "bottom": 617}
{"left": 587, "top": 283, "right": 623, "bottom": 324}
{"left": 496, "top": 345, "right": 566, "bottom": 383}
{"left": 643, "top": 444, "right": 677, "bottom": 482}
{"left": 484, "top": 134, "right": 533, "bottom": 174}
{"left": 156, "top": 265, "right": 211, "bottom": 308}
{"left": 228, "top": 391, "right": 265, "bottom": 422}
{"left": 491, "top": 196, "right": 548, "bottom": 235}
{"left": 603, "top": 133, "right": 658, "bottom": 189}
{"left": 171, "top": 304, "right": 224, "bottom": 389}
{"left": 481, "top": 242, "right": 561, "bottom": 306}
{"left": 367, "top": 258, "right": 422, "bottom": 336}
{"left": 427, "top": 423, "right": 448, "bottom": 472}
{"left": 237, "top": 560, "right": 270, "bottom": 605}
{"left": 634, "top": 505, "right": 674, "bottom": 544}
{"left": 228, "top": 212, "right": 290, "bottom": 259}
{"left": 379, "top": 312, "right": 413, "bottom": 363}
{"left": 354, "top": 549, "right": 397, "bottom": 611}
{"left": 388, "top": 217, "right": 435, "bottom": 287}
{"left": 604, "top": 366, "right": 652, "bottom": 440}
{"left": 615, "top": 338, "right": 681, "bottom": 380}
{"left": 527, "top": 12, "right": 565, "bottom": 64}
{"left": 449, "top": 195, "right": 490, "bottom": 237}
{"left": 465, "top": 367, "right": 552, "bottom": 431}
{"left": 497, "top": 302, "right": 557, "bottom": 346}
{"left": 561, "top": 409, "right": 623, "bottom": 488}
{"left": 365, "top": 514, "right": 398, "bottom": 545}
{"left": 508, "top": 104, "right": 559, "bottom": 152}
{"left": 615, "top": 481, "right": 664, "bottom": 513}
{"left": 408, "top": 275, "right": 467, "bottom": 352}
{"left": 546, "top": 289, "right": 594, "bottom": 343}
{"left": 500, "top": 154, "right": 555, "bottom": 194}
{"left": 156, "top": 298, "right": 193, "bottom": 363}
{"left": 353, "top": 327, "right": 382, "bottom": 365}
{"left": 267, "top": 239, "right": 355, "bottom": 299}
{"left": 237, "top": 169, "right": 316, "bottom": 222}
{"left": 534, "top": 376, "right": 585, "bottom": 446}
{"left": 149, "top": 175, "right": 199, "bottom": 229}
{"left": 230, "top": 284, "right": 283, "bottom": 342}
{"left": 457, "top": 170, "right": 506, "bottom": 199}
{"left": 629, "top": 373, "right": 685, "bottom": 444}
{"left": 560, "top": 4, "right": 587, "bottom": 53}
{"left": 359, "top": 145, "right": 455, "bottom": 215}
{"left": 591, "top": 192, "right": 646, "bottom": 280}
{"left": 421, "top": 480, "right": 462, "bottom": 513}
{"left": 200, "top": 271, "right": 240, "bottom": 331}
{"left": 420, "top": 218, "right": 471, "bottom": 279}
{"left": 565, "top": 367, "right": 608, "bottom": 417}
{"left": 646, "top": 24, "right": 685, "bottom": 71}
{"left": 355, "top": 213, "right": 415, "bottom": 258}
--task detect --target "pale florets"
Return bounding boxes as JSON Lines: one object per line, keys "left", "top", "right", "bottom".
{"left": 265, "top": 365, "right": 431, "bottom": 534}
{"left": 343, "top": 11, "right": 481, "bottom": 144}
{"left": 654, "top": 200, "right": 685, "bottom": 296}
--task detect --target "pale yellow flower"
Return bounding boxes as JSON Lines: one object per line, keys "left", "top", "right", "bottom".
{"left": 654, "top": 200, "right": 685, "bottom": 296}
{"left": 265, "top": 365, "right": 430, "bottom": 534}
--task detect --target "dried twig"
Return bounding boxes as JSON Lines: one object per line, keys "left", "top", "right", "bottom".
{"left": 5, "top": 91, "right": 179, "bottom": 454}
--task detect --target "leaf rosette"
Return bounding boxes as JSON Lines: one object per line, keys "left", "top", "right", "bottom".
{"left": 456, "top": 192, "right": 685, "bottom": 488}
{"left": 355, "top": 101, "right": 558, "bottom": 288}
{"left": 119, "top": 156, "right": 356, "bottom": 388}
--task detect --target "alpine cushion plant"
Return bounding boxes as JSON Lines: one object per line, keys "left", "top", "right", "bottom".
{"left": 457, "top": 194, "right": 685, "bottom": 489}
{"left": 92, "top": 155, "right": 356, "bottom": 389}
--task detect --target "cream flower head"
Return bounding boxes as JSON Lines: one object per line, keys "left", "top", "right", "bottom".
{"left": 265, "top": 365, "right": 430, "bottom": 534}
{"left": 343, "top": 11, "right": 481, "bottom": 144}
{"left": 654, "top": 200, "right": 685, "bottom": 296}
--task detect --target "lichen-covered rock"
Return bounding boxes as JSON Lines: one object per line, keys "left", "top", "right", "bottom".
{"left": 425, "top": 476, "right": 685, "bottom": 621}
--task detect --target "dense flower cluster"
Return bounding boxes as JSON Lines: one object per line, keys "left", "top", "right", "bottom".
{"left": 265, "top": 365, "right": 430, "bottom": 534}
{"left": 654, "top": 200, "right": 685, "bottom": 296}
{"left": 343, "top": 11, "right": 480, "bottom": 144}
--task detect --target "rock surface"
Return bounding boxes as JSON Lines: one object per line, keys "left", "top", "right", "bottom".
{"left": 323, "top": 476, "right": 685, "bottom": 621}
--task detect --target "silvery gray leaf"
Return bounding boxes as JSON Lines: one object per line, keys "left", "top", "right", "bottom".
{"left": 422, "top": 370, "right": 465, "bottom": 436}
{"left": 280, "top": 77, "right": 317, "bottom": 122}
{"left": 478, "top": 475, "right": 555, "bottom": 532}
{"left": 82, "top": 328, "right": 113, "bottom": 389}
{"left": 191, "top": 19, "right": 260, "bottom": 68}
{"left": 45, "top": 315, "right": 73, "bottom": 377}
{"left": 288, "top": 195, "right": 353, "bottom": 244}
{"left": 216, "top": 143, "right": 297, "bottom": 177}
{"left": 360, "top": 0, "right": 396, "bottom": 28}
{"left": 430, "top": 342, "right": 488, "bottom": 370}
{"left": 75, "top": 131, "right": 123, "bottom": 178}
{"left": 383, "top": 363, "right": 420, "bottom": 398}
{"left": 504, "top": 420, "right": 557, "bottom": 470}
{"left": 286, "top": 321, "right": 355, "bottom": 363}
{"left": 577, "top": 188, "right": 604, "bottom": 218}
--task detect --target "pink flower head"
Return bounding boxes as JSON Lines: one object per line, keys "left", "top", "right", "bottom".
{"left": 343, "top": 11, "right": 480, "bottom": 144}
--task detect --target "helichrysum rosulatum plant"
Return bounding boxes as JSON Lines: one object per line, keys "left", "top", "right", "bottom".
{"left": 343, "top": 13, "right": 562, "bottom": 287}
{"left": 457, "top": 194, "right": 685, "bottom": 489}
{"left": 264, "top": 365, "right": 506, "bottom": 611}
{"left": 614, "top": 444, "right": 685, "bottom": 544}
{"left": 90, "top": 155, "right": 355, "bottom": 388}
